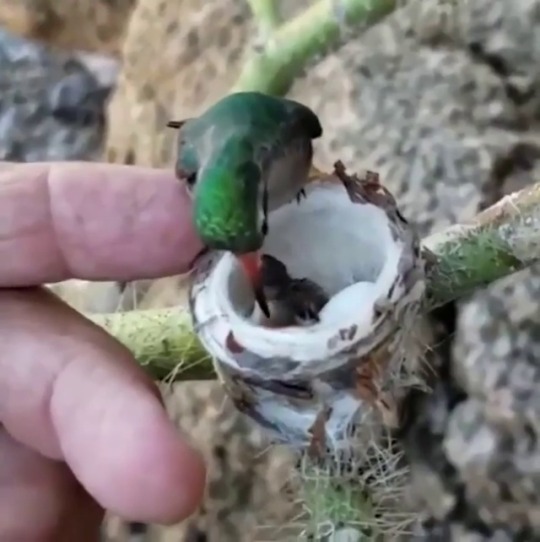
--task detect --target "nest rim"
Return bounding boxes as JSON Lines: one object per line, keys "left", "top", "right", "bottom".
{"left": 190, "top": 176, "right": 417, "bottom": 364}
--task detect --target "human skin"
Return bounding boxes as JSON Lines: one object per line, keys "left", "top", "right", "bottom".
{"left": 0, "top": 162, "right": 206, "bottom": 540}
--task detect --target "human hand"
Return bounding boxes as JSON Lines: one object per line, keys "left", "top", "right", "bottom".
{"left": 0, "top": 162, "right": 206, "bottom": 540}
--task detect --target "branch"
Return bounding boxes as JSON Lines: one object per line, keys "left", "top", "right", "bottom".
{"left": 423, "top": 182, "right": 540, "bottom": 310}
{"left": 90, "top": 180, "right": 540, "bottom": 382}
{"left": 233, "top": 0, "right": 398, "bottom": 95}
{"left": 88, "top": 308, "right": 213, "bottom": 381}
{"left": 247, "top": 0, "right": 281, "bottom": 38}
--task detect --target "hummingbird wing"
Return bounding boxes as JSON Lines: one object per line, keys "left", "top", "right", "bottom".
{"left": 277, "top": 96, "right": 323, "bottom": 140}
{"left": 246, "top": 97, "right": 322, "bottom": 213}
{"left": 270, "top": 99, "right": 323, "bottom": 156}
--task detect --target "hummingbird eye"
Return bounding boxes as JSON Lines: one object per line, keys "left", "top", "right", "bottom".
{"left": 186, "top": 172, "right": 197, "bottom": 187}
{"left": 176, "top": 167, "right": 197, "bottom": 188}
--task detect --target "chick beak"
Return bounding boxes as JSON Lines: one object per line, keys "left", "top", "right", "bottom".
{"left": 237, "top": 251, "right": 271, "bottom": 318}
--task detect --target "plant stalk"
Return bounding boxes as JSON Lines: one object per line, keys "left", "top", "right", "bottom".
{"left": 247, "top": 0, "right": 281, "bottom": 37}
{"left": 89, "top": 308, "right": 213, "bottom": 381}
{"left": 232, "top": 0, "right": 398, "bottom": 95}
{"left": 423, "top": 182, "right": 540, "bottom": 309}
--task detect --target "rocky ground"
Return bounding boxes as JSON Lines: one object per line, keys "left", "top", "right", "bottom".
{"left": 5, "top": 1, "right": 540, "bottom": 541}
{"left": 0, "top": 27, "right": 116, "bottom": 162}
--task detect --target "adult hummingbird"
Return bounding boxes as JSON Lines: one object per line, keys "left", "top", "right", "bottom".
{"left": 167, "top": 91, "right": 323, "bottom": 317}
{"left": 252, "top": 254, "right": 329, "bottom": 327}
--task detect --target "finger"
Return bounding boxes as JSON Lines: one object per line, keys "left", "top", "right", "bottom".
{"left": 0, "top": 161, "right": 203, "bottom": 286}
{"left": 0, "top": 287, "right": 205, "bottom": 523}
{"left": 0, "top": 428, "right": 102, "bottom": 542}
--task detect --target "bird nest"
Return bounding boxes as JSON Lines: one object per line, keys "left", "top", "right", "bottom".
{"left": 189, "top": 162, "right": 427, "bottom": 456}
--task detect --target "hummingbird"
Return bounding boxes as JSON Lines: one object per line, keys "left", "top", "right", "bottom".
{"left": 167, "top": 91, "right": 323, "bottom": 317}
{"left": 252, "top": 254, "right": 329, "bottom": 327}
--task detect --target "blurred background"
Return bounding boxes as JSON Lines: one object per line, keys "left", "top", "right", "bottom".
{"left": 2, "top": 0, "right": 540, "bottom": 540}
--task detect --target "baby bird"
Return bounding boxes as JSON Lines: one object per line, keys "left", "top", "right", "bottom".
{"left": 251, "top": 254, "right": 329, "bottom": 327}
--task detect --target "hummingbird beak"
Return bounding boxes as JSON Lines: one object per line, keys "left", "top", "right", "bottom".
{"left": 237, "top": 251, "right": 271, "bottom": 318}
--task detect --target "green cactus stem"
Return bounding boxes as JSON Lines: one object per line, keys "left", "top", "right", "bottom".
{"left": 233, "top": 0, "right": 398, "bottom": 95}
{"left": 423, "top": 182, "right": 540, "bottom": 310}
{"left": 247, "top": 0, "right": 281, "bottom": 37}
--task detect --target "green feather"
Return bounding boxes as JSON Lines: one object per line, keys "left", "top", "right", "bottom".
{"left": 171, "top": 92, "right": 322, "bottom": 253}
{"left": 193, "top": 135, "right": 264, "bottom": 253}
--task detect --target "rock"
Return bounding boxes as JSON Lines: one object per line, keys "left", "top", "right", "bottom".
{"left": 0, "top": 0, "right": 136, "bottom": 55}
{"left": 47, "top": 67, "right": 110, "bottom": 126}
{"left": 0, "top": 27, "right": 117, "bottom": 161}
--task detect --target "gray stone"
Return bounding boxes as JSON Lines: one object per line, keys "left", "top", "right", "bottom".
{"left": 0, "top": 28, "right": 117, "bottom": 162}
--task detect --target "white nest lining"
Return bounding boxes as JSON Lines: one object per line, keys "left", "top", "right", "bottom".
{"left": 197, "top": 181, "right": 403, "bottom": 363}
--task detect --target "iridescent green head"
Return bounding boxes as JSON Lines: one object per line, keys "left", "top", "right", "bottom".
{"left": 192, "top": 138, "right": 264, "bottom": 254}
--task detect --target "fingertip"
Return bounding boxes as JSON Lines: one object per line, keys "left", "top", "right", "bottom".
{"left": 48, "top": 162, "right": 203, "bottom": 280}
{"left": 90, "top": 400, "right": 207, "bottom": 524}
{"left": 49, "top": 346, "right": 206, "bottom": 523}
{"left": 118, "top": 409, "right": 207, "bottom": 523}
{"left": 0, "top": 161, "right": 203, "bottom": 285}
